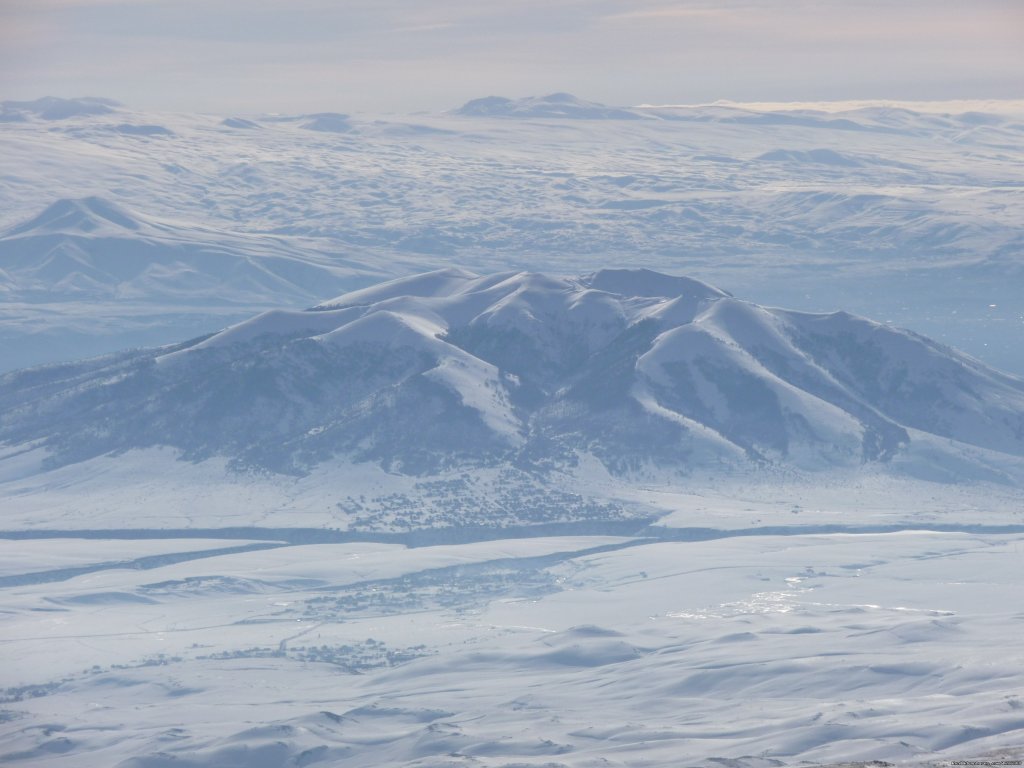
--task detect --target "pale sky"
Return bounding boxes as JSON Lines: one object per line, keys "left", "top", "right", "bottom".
{"left": 2, "top": 0, "right": 1022, "bottom": 114}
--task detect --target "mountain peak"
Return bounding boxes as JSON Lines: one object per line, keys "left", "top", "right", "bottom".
{"left": 542, "top": 92, "right": 583, "bottom": 104}
{"left": 584, "top": 268, "right": 729, "bottom": 300}
{"left": 315, "top": 267, "right": 481, "bottom": 309}
{"left": 301, "top": 113, "right": 355, "bottom": 133}
{"left": 5, "top": 267, "right": 1023, "bottom": 483}
{"left": 5, "top": 196, "right": 141, "bottom": 237}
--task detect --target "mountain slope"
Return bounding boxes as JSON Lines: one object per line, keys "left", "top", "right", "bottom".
{"left": 0, "top": 197, "right": 384, "bottom": 305}
{"left": 3, "top": 268, "right": 1023, "bottom": 485}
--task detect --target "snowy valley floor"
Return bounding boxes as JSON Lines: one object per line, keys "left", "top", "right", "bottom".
{"left": 2, "top": 482, "right": 1024, "bottom": 766}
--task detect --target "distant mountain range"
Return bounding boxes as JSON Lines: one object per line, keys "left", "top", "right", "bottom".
{"left": 3, "top": 268, "right": 1022, "bottom": 487}
{"left": 0, "top": 96, "right": 121, "bottom": 122}
{"left": 2, "top": 94, "right": 1022, "bottom": 379}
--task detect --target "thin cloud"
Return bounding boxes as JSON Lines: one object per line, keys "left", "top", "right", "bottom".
{"left": 600, "top": 7, "right": 736, "bottom": 22}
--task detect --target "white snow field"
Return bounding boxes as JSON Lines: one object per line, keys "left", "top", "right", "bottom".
{"left": 1, "top": 94, "right": 1022, "bottom": 373}
{"left": 2, "top": 520, "right": 1024, "bottom": 766}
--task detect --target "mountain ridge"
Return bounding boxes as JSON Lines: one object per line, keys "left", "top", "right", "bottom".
{"left": 0, "top": 196, "right": 386, "bottom": 305}
{"left": 3, "top": 268, "right": 1022, "bottom": 489}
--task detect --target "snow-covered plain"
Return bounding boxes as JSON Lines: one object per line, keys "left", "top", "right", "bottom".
{"left": 3, "top": 521, "right": 1024, "bottom": 766}
{"left": 3, "top": 94, "right": 1024, "bottom": 766}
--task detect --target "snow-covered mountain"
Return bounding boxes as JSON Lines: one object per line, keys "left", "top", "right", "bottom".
{"left": 4, "top": 97, "right": 1024, "bottom": 768}
{"left": 3, "top": 275, "right": 1023, "bottom": 768}
{"left": 3, "top": 96, "right": 1022, "bottom": 376}
{"left": 0, "top": 196, "right": 380, "bottom": 305}
{"left": 4, "top": 268, "right": 1022, "bottom": 485}
{"left": 0, "top": 196, "right": 391, "bottom": 371}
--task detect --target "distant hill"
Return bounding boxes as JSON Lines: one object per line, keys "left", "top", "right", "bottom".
{"left": 0, "top": 197, "right": 382, "bottom": 306}
{"left": 455, "top": 93, "right": 643, "bottom": 120}
{"left": 0, "top": 96, "right": 120, "bottom": 121}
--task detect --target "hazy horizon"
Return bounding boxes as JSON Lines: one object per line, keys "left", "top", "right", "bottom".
{"left": 2, "top": 0, "right": 1022, "bottom": 114}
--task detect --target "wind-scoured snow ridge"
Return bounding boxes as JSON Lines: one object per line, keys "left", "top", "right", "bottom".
{"left": 2, "top": 268, "right": 1023, "bottom": 487}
